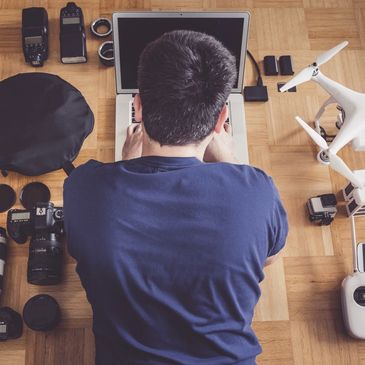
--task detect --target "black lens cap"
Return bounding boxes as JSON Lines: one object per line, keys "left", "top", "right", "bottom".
{"left": 20, "top": 182, "right": 51, "bottom": 210}
{"left": 0, "top": 184, "right": 16, "bottom": 213}
{"left": 0, "top": 307, "right": 23, "bottom": 340}
{"left": 23, "top": 294, "right": 61, "bottom": 331}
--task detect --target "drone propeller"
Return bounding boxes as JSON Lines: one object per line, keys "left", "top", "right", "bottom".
{"left": 294, "top": 116, "right": 364, "bottom": 189}
{"left": 279, "top": 67, "right": 315, "bottom": 92}
{"left": 280, "top": 41, "right": 349, "bottom": 92}
{"left": 328, "top": 152, "right": 364, "bottom": 189}
{"left": 295, "top": 116, "right": 328, "bottom": 150}
{"left": 316, "top": 41, "right": 349, "bottom": 66}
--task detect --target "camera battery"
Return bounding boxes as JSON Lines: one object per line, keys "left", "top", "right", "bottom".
{"left": 263, "top": 55, "right": 279, "bottom": 76}
{"left": 279, "top": 55, "right": 294, "bottom": 75}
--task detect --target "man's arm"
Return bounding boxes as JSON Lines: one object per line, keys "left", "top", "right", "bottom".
{"left": 265, "top": 180, "right": 288, "bottom": 266}
{"left": 122, "top": 123, "right": 143, "bottom": 160}
{"left": 265, "top": 252, "right": 281, "bottom": 266}
{"left": 204, "top": 123, "right": 238, "bottom": 163}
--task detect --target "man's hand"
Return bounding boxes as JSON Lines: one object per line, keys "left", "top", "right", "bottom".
{"left": 204, "top": 122, "right": 237, "bottom": 163}
{"left": 122, "top": 123, "right": 143, "bottom": 160}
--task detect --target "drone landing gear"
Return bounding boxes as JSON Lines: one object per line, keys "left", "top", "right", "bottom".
{"left": 314, "top": 96, "right": 345, "bottom": 143}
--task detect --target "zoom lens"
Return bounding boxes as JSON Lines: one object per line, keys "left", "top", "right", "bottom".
{"left": 0, "top": 227, "right": 7, "bottom": 296}
{"left": 27, "top": 233, "right": 63, "bottom": 285}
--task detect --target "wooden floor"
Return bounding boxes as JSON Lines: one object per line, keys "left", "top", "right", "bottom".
{"left": 1, "top": 0, "right": 365, "bottom": 364}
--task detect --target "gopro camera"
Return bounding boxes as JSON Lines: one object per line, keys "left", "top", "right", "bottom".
{"left": 307, "top": 193, "right": 337, "bottom": 225}
{"left": 60, "top": 2, "right": 87, "bottom": 64}
{"left": 22, "top": 7, "right": 48, "bottom": 67}
{"left": 7, "top": 202, "right": 64, "bottom": 285}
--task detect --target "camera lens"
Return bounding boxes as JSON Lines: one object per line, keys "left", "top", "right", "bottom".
{"left": 27, "top": 233, "right": 63, "bottom": 285}
{"left": 0, "top": 228, "right": 7, "bottom": 296}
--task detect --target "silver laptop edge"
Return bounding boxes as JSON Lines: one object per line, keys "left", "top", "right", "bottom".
{"left": 112, "top": 12, "right": 250, "bottom": 94}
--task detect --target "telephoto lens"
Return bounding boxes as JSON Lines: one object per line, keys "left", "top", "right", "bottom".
{"left": 27, "top": 232, "right": 63, "bottom": 285}
{"left": 0, "top": 228, "right": 7, "bottom": 296}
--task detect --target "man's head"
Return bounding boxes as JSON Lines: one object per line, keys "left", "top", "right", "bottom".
{"left": 136, "top": 30, "right": 237, "bottom": 146}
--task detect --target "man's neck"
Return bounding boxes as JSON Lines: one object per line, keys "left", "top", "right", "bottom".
{"left": 141, "top": 135, "right": 209, "bottom": 161}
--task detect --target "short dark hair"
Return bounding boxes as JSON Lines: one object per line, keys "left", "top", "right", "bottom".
{"left": 137, "top": 30, "right": 237, "bottom": 146}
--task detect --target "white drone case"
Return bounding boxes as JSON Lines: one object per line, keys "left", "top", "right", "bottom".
{"left": 341, "top": 272, "right": 365, "bottom": 339}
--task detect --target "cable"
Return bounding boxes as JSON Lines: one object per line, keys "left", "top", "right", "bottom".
{"left": 246, "top": 50, "right": 263, "bottom": 86}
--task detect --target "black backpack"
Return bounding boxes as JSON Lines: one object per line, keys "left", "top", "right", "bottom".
{"left": 0, "top": 72, "right": 94, "bottom": 176}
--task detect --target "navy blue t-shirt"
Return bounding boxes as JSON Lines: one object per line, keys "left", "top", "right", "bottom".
{"left": 63, "top": 156, "right": 288, "bottom": 365}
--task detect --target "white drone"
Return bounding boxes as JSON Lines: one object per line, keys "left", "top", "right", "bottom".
{"left": 280, "top": 41, "right": 365, "bottom": 206}
{"left": 280, "top": 42, "right": 365, "bottom": 340}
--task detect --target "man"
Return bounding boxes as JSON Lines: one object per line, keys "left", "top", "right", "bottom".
{"left": 64, "top": 30, "right": 288, "bottom": 365}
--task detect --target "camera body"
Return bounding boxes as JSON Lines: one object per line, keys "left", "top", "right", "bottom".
{"left": 7, "top": 202, "right": 63, "bottom": 244}
{"left": 22, "top": 7, "right": 49, "bottom": 67}
{"left": 307, "top": 193, "right": 337, "bottom": 225}
{"left": 7, "top": 202, "right": 64, "bottom": 285}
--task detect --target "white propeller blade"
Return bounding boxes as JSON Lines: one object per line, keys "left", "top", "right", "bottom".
{"left": 294, "top": 117, "right": 363, "bottom": 188}
{"left": 328, "top": 152, "right": 364, "bottom": 188}
{"left": 316, "top": 41, "right": 349, "bottom": 66}
{"left": 294, "top": 116, "right": 328, "bottom": 150}
{"left": 280, "top": 40, "right": 348, "bottom": 92}
{"left": 279, "top": 67, "right": 314, "bottom": 92}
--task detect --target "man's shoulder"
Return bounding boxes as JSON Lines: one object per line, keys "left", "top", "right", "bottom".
{"left": 210, "top": 162, "right": 274, "bottom": 188}
{"left": 64, "top": 159, "right": 105, "bottom": 189}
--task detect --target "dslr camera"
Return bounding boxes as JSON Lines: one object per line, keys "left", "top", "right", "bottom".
{"left": 7, "top": 202, "right": 64, "bottom": 285}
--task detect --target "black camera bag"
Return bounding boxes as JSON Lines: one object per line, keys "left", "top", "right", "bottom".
{"left": 0, "top": 72, "right": 94, "bottom": 176}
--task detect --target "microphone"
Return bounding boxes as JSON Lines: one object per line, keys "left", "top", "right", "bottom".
{"left": 0, "top": 227, "right": 7, "bottom": 296}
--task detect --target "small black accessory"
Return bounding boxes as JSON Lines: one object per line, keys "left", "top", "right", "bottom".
{"left": 263, "top": 55, "right": 279, "bottom": 76}
{"left": 22, "top": 7, "right": 48, "bottom": 67}
{"left": 7, "top": 202, "right": 64, "bottom": 285}
{"left": 0, "top": 184, "right": 16, "bottom": 213}
{"left": 0, "top": 73, "right": 94, "bottom": 176}
{"left": 244, "top": 86, "right": 269, "bottom": 102}
{"left": 0, "top": 307, "right": 23, "bottom": 340}
{"left": 0, "top": 228, "right": 7, "bottom": 297}
{"left": 279, "top": 55, "right": 294, "bottom": 75}
{"left": 277, "top": 82, "right": 296, "bottom": 93}
{"left": 98, "top": 41, "right": 114, "bottom": 67}
{"left": 60, "top": 2, "right": 87, "bottom": 64}
{"left": 91, "top": 18, "right": 112, "bottom": 38}
{"left": 23, "top": 294, "right": 61, "bottom": 331}
{"left": 20, "top": 182, "right": 51, "bottom": 210}
{"left": 244, "top": 50, "right": 268, "bottom": 102}
{"left": 307, "top": 193, "right": 337, "bottom": 226}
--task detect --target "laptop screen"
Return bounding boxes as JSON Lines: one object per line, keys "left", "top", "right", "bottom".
{"left": 115, "top": 15, "right": 248, "bottom": 92}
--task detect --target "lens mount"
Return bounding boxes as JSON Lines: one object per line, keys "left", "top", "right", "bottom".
{"left": 90, "top": 17, "right": 112, "bottom": 38}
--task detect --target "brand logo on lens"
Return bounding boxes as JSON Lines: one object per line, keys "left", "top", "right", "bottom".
{"left": 36, "top": 207, "right": 46, "bottom": 216}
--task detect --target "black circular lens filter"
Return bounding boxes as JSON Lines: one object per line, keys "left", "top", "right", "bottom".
{"left": 19, "top": 182, "right": 51, "bottom": 210}
{"left": 23, "top": 294, "right": 61, "bottom": 331}
{"left": 0, "top": 184, "right": 16, "bottom": 212}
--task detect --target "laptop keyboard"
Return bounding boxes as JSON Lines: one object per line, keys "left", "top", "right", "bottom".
{"left": 129, "top": 101, "right": 137, "bottom": 124}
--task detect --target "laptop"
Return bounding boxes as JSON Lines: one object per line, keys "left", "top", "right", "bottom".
{"left": 112, "top": 12, "right": 250, "bottom": 163}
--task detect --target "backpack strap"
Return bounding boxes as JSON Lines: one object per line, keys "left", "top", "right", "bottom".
{"left": 63, "top": 161, "right": 75, "bottom": 176}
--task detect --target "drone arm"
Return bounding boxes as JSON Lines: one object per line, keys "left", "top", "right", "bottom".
{"left": 314, "top": 71, "right": 357, "bottom": 110}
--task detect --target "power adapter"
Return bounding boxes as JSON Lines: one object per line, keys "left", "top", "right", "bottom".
{"left": 243, "top": 85, "right": 268, "bottom": 102}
